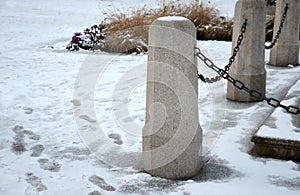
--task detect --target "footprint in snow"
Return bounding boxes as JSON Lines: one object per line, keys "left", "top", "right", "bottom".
{"left": 79, "top": 115, "right": 97, "bottom": 123}
{"left": 12, "top": 125, "right": 41, "bottom": 140}
{"left": 108, "top": 133, "right": 123, "bottom": 145}
{"left": 30, "top": 144, "right": 45, "bottom": 157}
{"left": 11, "top": 126, "right": 42, "bottom": 156}
{"left": 88, "top": 191, "right": 102, "bottom": 195}
{"left": 12, "top": 125, "right": 24, "bottom": 134}
{"left": 23, "top": 130, "right": 41, "bottom": 141}
{"left": 11, "top": 126, "right": 26, "bottom": 154}
{"left": 25, "top": 172, "right": 47, "bottom": 192}
{"left": 88, "top": 175, "right": 116, "bottom": 192}
{"left": 11, "top": 135, "right": 26, "bottom": 155}
{"left": 37, "top": 158, "right": 61, "bottom": 172}
{"left": 24, "top": 107, "right": 34, "bottom": 114}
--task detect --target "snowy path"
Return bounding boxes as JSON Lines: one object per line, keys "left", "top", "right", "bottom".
{"left": 1, "top": 0, "right": 300, "bottom": 195}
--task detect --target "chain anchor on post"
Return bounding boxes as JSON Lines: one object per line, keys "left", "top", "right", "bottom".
{"left": 265, "top": 3, "right": 288, "bottom": 50}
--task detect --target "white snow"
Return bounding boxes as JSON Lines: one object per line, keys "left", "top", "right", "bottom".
{"left": 256, "top": 80, "right": 300, "bottom": 141}
{"left": 157, "top": 16, "right": 190, "bottom": 21}
{"left": 210, "top": 0, "right": 237, "bottom": 17}
{"left": 1, "top": 0, "right": 300, "bottom": 195}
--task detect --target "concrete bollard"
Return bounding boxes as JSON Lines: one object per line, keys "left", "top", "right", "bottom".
{"left": 143, "top": 16, "right": 203, "bottom": 179}
{"left": 269, "top": 0, "right": 300, "bottom": 66}
{"left": 227, "top": 0, "right": 266, "bottom": 102}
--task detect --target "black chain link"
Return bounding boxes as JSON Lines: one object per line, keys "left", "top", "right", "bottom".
{"left": 195, "top": 47, "right": 300, "bottom": 115}
{"left": 265, "top": 3, "right": 288, "bottom": 49}
{"left": 197, "top": 19, "right": 248, "bottom": 83}
{"left": 224, "top": 19, "right": 247, "bottom": 72}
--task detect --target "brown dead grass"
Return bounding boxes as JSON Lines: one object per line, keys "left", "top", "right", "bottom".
{"left": 101, "top": 0, "right": 233, "bottom": 54}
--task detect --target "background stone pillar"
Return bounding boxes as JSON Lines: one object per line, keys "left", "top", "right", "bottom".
{"left": 269, "top": 0, "right": 300, "bottom": 66}
{"left": 143, "top": 16, "right": 203, "bottom": 179}
{"left": 227, "top": 0, "right": 266, "bottom": 102}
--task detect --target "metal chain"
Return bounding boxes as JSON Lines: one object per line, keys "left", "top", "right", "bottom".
{"left": 198, "top": 19, "right": 248, "bottom": 83}
{"left": 195, "top": 47, "right": 300, "bottom": 115}
{"left": 224, "top": 19, "right": 247, "bottom": 72}
{"left": 265, "top": 3, "right": 288, "bottom": 49}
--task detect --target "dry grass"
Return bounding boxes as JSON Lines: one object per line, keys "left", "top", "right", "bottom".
{"left": 100, "top": 0, "right": 297, "bottom": 54}
{"left": 101, "top": 0, "right": 233, "bottom": 54}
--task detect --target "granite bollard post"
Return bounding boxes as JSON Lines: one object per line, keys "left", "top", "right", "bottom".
{"left": 227, "top": 0, "right": 266, "bottom": 102}
{"left": 269, "top": 0, "right": 300, "bottom": 66}
{"left": 143, "top": 16, "right": 203, "bottom": 179}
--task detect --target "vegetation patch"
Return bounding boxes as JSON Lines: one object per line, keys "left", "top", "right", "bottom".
{"left": 67, "top": 0, "right": 278, "bottom": 54}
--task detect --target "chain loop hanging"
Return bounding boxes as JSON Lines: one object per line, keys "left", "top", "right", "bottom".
{"left": 197, "top": 19, "right": 248, "bottom": 83}
{"left": 265, "top": 3, "right": 289, "bottom": 49}
{"left": 195, "top": 47, "right": 300, "bottom": 115}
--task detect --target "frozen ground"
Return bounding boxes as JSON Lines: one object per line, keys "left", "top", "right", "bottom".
{"left": 0, "top": 0, "right": 300, "bottom": 194}
{"left": 255, "top": 79, "right": 300, "bottom": 141}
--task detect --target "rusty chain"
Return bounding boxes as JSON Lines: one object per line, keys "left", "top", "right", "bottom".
{"left": 198, "top": 19, "right": 248, "bottom": 83}
{"left": 265, "top": 3, "right": 288, "bottom": 49}
{"left": 195, "top": 47, "right": 300, "bottom": 115}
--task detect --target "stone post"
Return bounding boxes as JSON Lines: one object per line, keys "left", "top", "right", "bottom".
{"left": 143, "top": 16, "right": 203, "bottom": 179}
{"left": 269, "top": 0, "right": 300, "bottom": 66}
{"left": 227, "top": 0, "right": 266, "bottom": 102}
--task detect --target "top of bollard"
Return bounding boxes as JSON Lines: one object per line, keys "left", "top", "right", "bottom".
{"left": 156, "top": 16, "right": 190, "bottom": 21}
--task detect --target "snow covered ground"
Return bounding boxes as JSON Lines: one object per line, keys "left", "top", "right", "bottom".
{"left": 255, "top": 79, "right": 300, "bottom": 141}
{"left": 0, "top": 0, "right": 300, "bottom": 194}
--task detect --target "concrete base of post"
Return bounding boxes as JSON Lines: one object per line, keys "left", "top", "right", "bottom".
{"left": 269, "top": 45, "right": 299, "bottom": 66}
{"left": 227, "top": 73, "right": 266, "bottom": 102}
{"left": 269, "top": 0, "right": 300, "bottom": 66}
{"left": 143, "top": 16, "right": 203, "bottom": 180}
{"left": 226, "top": 0, "right": 266, "bottom": 102}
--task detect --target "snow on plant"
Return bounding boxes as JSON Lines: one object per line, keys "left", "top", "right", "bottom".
{"left": 265, "top": 0, "right": 276, "bottom": 6}
{"left": 66, "top": 24, "right": 105, "bottom": 51}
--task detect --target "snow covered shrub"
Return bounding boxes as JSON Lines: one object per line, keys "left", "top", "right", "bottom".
{"left": 67, "top": 0, "right": 289, "bottom": 54}
{"left": 66, "top": 1, "right": 233, "bottom": 54}
{"left": 196, "top": 16, "right": 233, "bottom": 41}
{"left": 100, "top": 0, "right": 233, "bottom": 54}
{"left": 102, "top": 25, "right": 148, "bottom": 54}
{"left": 66, "top": 24, "right": 105, "bottom": 51}
{"left": 265, "top": 0, "right": 276, "bottom": 6}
